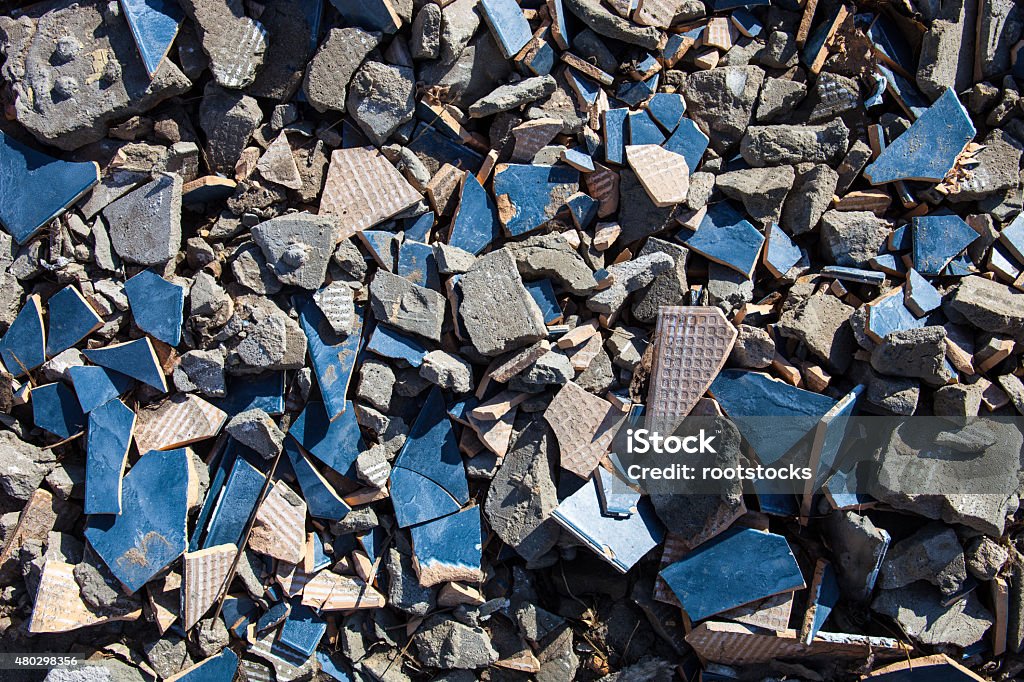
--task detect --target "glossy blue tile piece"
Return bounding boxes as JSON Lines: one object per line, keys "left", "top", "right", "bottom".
{"left": 905, "top": 268, "right": 941, "bottom": 316}
{"left": 867, "top": 288, "right": 927, "bottom": 341}
{"left": 172, "top": 649, "right": 239, "bottom": 682}
{"left": 492, "top": 164, "right": 580, "bottom": 236}
{"left": 403, "top": 211, "right": 434, "bottom": 243}
{"left": 603, "top": 109, "right": 629, "bottom": 165}
{"left": 256, "top": 601, "right": 291, "bottom": 633}
{"left": 876, "top": 64, "right": 930, "bottom": 120}
{"left": 365, "top": 325, "right": 427, "bottom": 367}
{"left": 202, "top": 455, "right": 265, "bottom": 549}
{"left": 865, "top": 89, "right": 975, "bottom": 184}
{"left": 811, "top": 385, "right": 863, "bottom": 489}
{"left": 83, "top": 338, "right": 168, "bottom": 392}
{"left": 628, "top": 111, "right": 666, "bottom": 147}
{"left": 390, "top": 387, "right": 469, "bottom": 528}
{"left": 566, "top": 192, "right": 598, "bottom": 229}
{"left": 565, "top": 69, "right": 602, "bottom": 107}
{"left": 802, "top": 561, "right": 840, "bottom": 644}
{"left": 358, "top": 230, "right": 398, "bottom": 270}
{"left": 46, "top": 286, "right": 103, "bottom": 357}
{"left": 662, "top": 118, "right": 709, "bottom": 173}
{"left": 888, "top": 224, "right": 912, "bottom": 251}
{"left": 328, "top": 0, "right": 400, "bottom": 33}
{"left": 660, "top": 528, "right": 804, "bottom": 621}
{"left": 943, "top": 251, "right": 974, "bottom": 276}
{"left": 397, "top": 240, "right": 440, "bottom": 289}
{"left": 868, "top": 253, "right": 905, "bottom": 276}
{"left": 212, "top": 372, "right": 285, "bottom": 417}
{"left": 285, "top": 439, "right": 351, "bottom": 520}
{"left": 85, "top": 398, "right": 135, "bottom": 515}
{"left": 189, "top": 439, "right": 241, "bottom": 552}
{"left": 525, "top": 279, "right": 562, "bottom": 325}
{"left": 310, "top": 532, "right": 331, "bottom": 571}
{"left": 912, "top": 214, "right": 978, "bottom": 276}
{"left": 297, "top": 297, "right": 364, "bottom": 421}
{"left": 0, "top": 131, "right": 100, "bottom": 244}
{"left": 525, "top": 35, "right": 556, "bottom": 75}
{"left": 85, "top": 449, "right": 191, "bottom": 593}
{"left": 548, "top": 0, "right": 570, "bottom": 47}
{"left": 561, "top": 148, "right": 595, "bottom": 172}
{"left": 124, "top": 269, "right": 185, "bottom": 346}
{"left": 819, "top": 266, "right": 886, "bottom": 285}
{"left": 120, "top": 0, "right": 184, "bottom": 77}
{"left": 0, "top": 295, "right": 45, "bottom": 376}
{"left": 763, "top": 222, "right": 803, "bottom": 277}
{"left": 221, "top": 595, "right": 258, "bottom": 639}
{"left": 678, "top": 202, "right": 765, "bottom": 278}
{"left": 278, "top": 602, "right": 327, "bottom": 657}
{"left": 32, "top": 382, "right": 86, "bottom": 439}
{"left": 616, "top": 73, "right": 659, "bottom": 108}
{"left": 316, "top": 652, "right": 353, "bottom": 682}
{"left": 357, "top": 524, "right": 387, "bottom": 566}
{"left": 449, "top": 173, "right": 500, "bottom": 255}
{"left": 69, "top": 365, "right": 134, "bottom": 413}
{"left": 410, "top": 506, "right": 482, "bottom": 580}
{"left": 290, "top": 400, "right": 364, "bottom": 478}
{"left": 646, "top": 93, "right": 686, "bottom": 132}
{"left": 480, "top": 0, "right": 532, "bottom": 58}
{"left": 595, "top": 466, "right": 639, "bottom": 518}
{"left": 731, "top": 9, "right": 763, "bottom": 37}
{"left": 867, "top": 14, "right": 914, "bottom": 75}
{"left": 407, "top": 123, "right": 484, "bottom": 174}
{"left": 710, "top": 369, "right": 837, "bottom": 465}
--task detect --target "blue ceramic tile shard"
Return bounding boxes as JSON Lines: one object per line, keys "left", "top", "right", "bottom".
{"left": 212, "top": 372, "right": 285, "bottom": 417}
{"left": 278, "top": 602, "right": 327, "bottom": 657}
{"left": 869, "top": 253, "right": 905, "bottom": 276}
{"left": 551, "top": 476, "right": 664, "bottom": 573}
{"left": 124, "top": 269, "right": 185, "bottom": 346}
{"left": 731, "top": 9, "right": 763, "bottom": 37}
{"left": 565, "top": 69, "right": 602, "bottom": 107}
{"left": 628, "top": 111, "right": 666, "bottom": 147}
{"left": 710, "top": 369, "right": 837, "bottom": 465}
{"left": 660, "top": 528, "right": 804, "bottom": 622}
{"left": 390, "top": 387, "right": 469, "bottom": 528}
{"left": 357, "top": 230, "right": 397, "bottom": 270}
{"left": 876, "top": 64, "right": 930, "bottom": 120}
{"left": 69, "top": 365, "right": 134, "bottom": 413}
{"left": 85, "top": 448, "right": 191, "bottom": 593}
{"left": 170, "top": 649, "right": 239, "bottom": 682}
{"left": 480, "top": 0, "right": 532, "bottom": 59}
{"left": 46, "top": 286, "right": 103, "bottom": 357}
{"left": 662, "top": 119, "right": 709, "bottom": 173}
{"left": 678, "top": 203, "right": 765, "bottom": 278}
{"left": 888, "top": 224, "right": 912, "bottom": 251}
{"left": 297, "top": 297, "right": 364, "bottom": 421}
{"left": 566, "top": 192, "right": 598, "bottom": 229}
{"left": 492, "top": 164, "right": 580, "bottom": 237}
{"left": 407, "top": 124, "right": 484, "bottom": 175}
{"left": 290, "top": 400, "right": 364, "bottom": 478}
{"left": 905, "top": 269, "right": 941, "bottom": 317}
{"left": 864, "top": 89, "right": 975, "bottom": 184}
{"left": 410, "top": 506, "right": 482, "bottom": 582}
{"left": 403, "top": 211, "right": 434, "bottom": 243}
{"left": 525, "top": 279, "right": 562, "bottom": 324}
{"left": 912, "top": 214, "right": 978, "bottom": 276}
{"left": 310, "top": 532, "right": 331, "bottom": 571}
{"left": 328, "top": 0, "right": 400, "bottom": 33}
{"left": 120, "top": 0, "right": 184, "bottom": 76}
{"left": 943, "top": 252, "right": 975, "bottom": 276}
{"left": 83, "top": 338, "right": 168, "bottom": 392}
{"left": 603, "top": 109, "right": 629, "bottom": 165}
{"left": 561, "top": 148, "right": 595, "bottom": 173}
{"left": 866, "top": 288, "right": 927, "bottom": 342}
{"left": 808, "top": 385, "right": 863, "bottom": 491}
{"left": 285, "top": 439, "right": 351, "bottom": 521}
{"left": 646, "top": 93, "right": 686, "bottom": 132}
{"left": 256, "top": 602, "right": 291, "bottom": 634}
{"left": 0, "top": 131, "right": 99, "bottom": 244}
{"left": 189, "top": 439, "right": 242, "bottom": 552}
{"left": 819, "top": 266, "right": 886, "bottom": 285}
{"left": 1001, "top": 213, "right": 1024, "bottom": 263}
{"left": 548, "top": 0, "right": 570, "bottom": 48}
{"left": 202, "top": 455, "right": 265, "bottom": 549}
{"left": 867, "top": 14, "right": 914, "bottom": 76}
{"left": 800, "top": 560, "right": 840, "bottom": 644}
{"left": 824, "top": 466, "right": 874, "bottom": 510}
{"left": 85, "top": 398, "right": 136, "bottom": 515}
{"left": 32, "top": 382, "right": 86, "bottom": 439}
{"left": 525, "top": 33, "right": 556, "bottom": 76}
{"left": 616, "top": 73, "right": 659, "bottom": 108}
{"left": 221, "top": 595, "right": 258, "bottom": 639}
{"left": 763, "top": 223, "right": 803, "bottom": 277}
{"left": 595, "top": 466, "right": 639, "bottom": 518}
{"left": 449, "top": 173, "right": 500, "bottom": 255}
{"left": 0, "top": 295, "right": 45, "bottom": 376}
{"left": 365, "top": 325, "right": 427, "bottom": 367}
{"left": 397, "top": 240, "right": 440, "bottom": 289}
{"left": 316, "top": 653, "right": 352, "bottom": 682}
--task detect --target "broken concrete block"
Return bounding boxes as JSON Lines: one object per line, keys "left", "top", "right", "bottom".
{"left": 173, "top": 349, "right": 227, "bottom": 398}
{"left": 819, "top": 210, "right": 891, "bottom": 268}
{"left": 179, "top": 0, "right": 267, "bottom": 88}
{"left": 715, "top": 165, "right": 795, "bottom": 225}
{"left": 414, "top": 616, "right": 499, "bottom": 670}
{"left": 303, "top": 28, "right": 380, "bottom": 113}
{"left": 681, "top": 66, "right": 764, "bottom": 153}
{"left": 420, "top": 350, "right": 474, "bottom": 393}
{"left": 468, "top": 75, "right": 558, "bottom": 117}
{"left": 777, "top": 293, "right": 856, "bottom": 373}
{"left": 252, "top": 213, "right": 339, "bottom": 290}
{"left": 740, "top": 119, "right": 850, "bottom": 166}
{"left": 103, "top": 173, "right": 182, "bottom": 266}
{"left": 347, "top": 61, "right": 416, "bottom": 146}
{"left": 870, "top": 326, "right": 949, "bottom": 383}
{"left": 199, "top": 84, "right": 263, "bottom": 174}
{"left": 873, "top": 583, "right": 992, "bottom": 648}
{"left": 781, "top": 164, "right": 838, "bottom": 235}
{"left": 370, "top": 270, "right": 446, "bottom": 342}
{"left": 506, "top": 233, "right": 598, "bottom": 295}
{"left": 411, "top": 3, "right": 441, "bottom": 59}
{"left": 225, "top": 409, "right": 284, "bottom": 459}
{"left": 458, "top": 249, "right": 547, "bottom": 356}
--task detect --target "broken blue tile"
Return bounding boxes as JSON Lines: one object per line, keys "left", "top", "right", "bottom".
{"left": 357, "top": 524, "right": 387, "bottom": 567}
{"left": 710, "top": 369, "right": 837, "bottom": 465}
{"left": 407, "top": 123, "right": 484, "bottom": 175}
{"left": 561, "top": 148, "right": 595, "bottom": 173}
{"left": 660, "top": 527, "right": 804, "bottom": 621}
{"left": 912, "top": 213, "right": 978, "bottom": 276}
{"left": 662, "top": 118, "right": 709, "bottom": 173}
{"left": 492, "top": 164, "right": 580, "bottom": 237}
{"left": 763, "top": 223, "right": 803, "bottom": 277}
{"left": 865, "top": 89, "right": 975, "bottom": 184}
{"left": 524, "top": 279, "right": 562, "bottom": 325}
{"left": 328, "top": 0, "right": 400, "bottom": 33}
{"left": 867, "top": 288, "right": 927, "bottom": 342}
{"left": 222, "top": 595, "right": 258, "bottom": 639}
{"left": 85, "top": 398, "right": 135, "bottom": 515}
{"left": 256, "top": 601, "right": 291, "bottom": 634}
{"left": 809, "top": 385, "right": 863, "bottom": 491}
{"left": 0, "top": 130, "right": 100, "bottom": 245}
{"left": 801, "top": 560, "right": 840, "bottom": 644}
{"left": 565, "top": 69, "right": 602, "bottom": 108}
{"left": 316, "top": 652, "right": 352, "bottom": 682}
{"left": 616, "top": 73, "right": 659, "bottom": 108}
{"left": 83, "top": 338, "right": 168, "bottom": 392}
{"left": 628, "top": 111, "right": 667, "bottom": 147}
{"left": 202, "top": 455, "right": 265, "bottom": 549}
{"left": 824, "top": 465, "right": 875, "bottom": 510}
{"left": 678, "top": 202, "right": 765, "bottom": 278}
{"left": 397, "top": 240, "right": 440, "bottom": 289}
{"left": 865, "top": 72, "right": 888, "bottom": 109}
{"left": 548, "top": 0, "right": 570, "bottom": 49}
{"left": 403, "top": 211, "right": 434, "bottom": 243}
{"left": 189, "top": 439, "right": 242, "bottom": 552}
{"left": 121, "top": 0, "right": 184, "bottom": 76}
{"left": 212, "top": 372, "right": 285, "bottom": 417}
{"left": 365, "top": 324, "right": 427, "bottom": 367}
{"left": 905, "top": 269, "right": 941, "bottom": 317}
{"left": 85, "top": 448, "right": 191, "bottom": 593}
{"left": 876, "top": 64, "right": 930, "bottom": 120}
{"left": 602, "top": 109, "right": 629, "bottom": 165}
{"left": 867, "top": 14, "right": 914, "bottom": 77}
{"left": 595, "top": 467, "right": 639, "bottom": 518}
{"left": 820, "top": 266, "right": 886, "bottom": 285}
{"left": 297, "top": 297, "right": 364, "bottom": 421}
{"left": 278, "top": 602, "right": 327, "bottom": 657}
{"left": 646, "top": 93, "right": 686, "bottom": 132}
{"left": 172, "top": 649, "right": 239, "bottom": 682}
{"left": 310, "top": 532, "right": 331, "bottom": 571}
{"left": 46, "top": 286, "right": 103, "bottom": 358}
{"left": 551, "top": 476, "right": 664, "bottom": 573}
{"left": 447, "top": 395, "right": 478, "bottom": 425}
{"left": 448, "top": 173, "right": 500, "bottom": 255}
{"left": 357, "top": 230, "right": 398, "bottom": 270}
{"left": 868, "top": 253, "right": 905, "bottom": 276}
{"left": 409, "top": 506, "right": 482, "bottom": 582}
{"left": 566, "top": 192, "right": 598, "bottom": 229}
{"left": 69, "top": 365, "right": 134, "bottom": 414}
{"left": 290, "top": 400, "right": 364, "bottom": 479}
{"left": 525, "top": 32, "right": 556, "bottom": 76}
{"left": 32, "top": 382, "right": 86, "bottom": 440}
{"left": 390, "top": 387, "right": 469, "bottom": 528}
{"left": 730, "top": 8, "right": 763, "bottom": 37}
{"left": 943, "top": 252, "right": 975, "bottom": 277}
{"left": 1003, "top": 211, "right": 1024, "bottom": 265}
{"left": 285, "top": 439, "right": 351, "bottom": 521}
{"left": 888, "top": 224, "right": 911, "bottom": 251}
{"left": 0, "top": 294, "right": 45, "bottom": 376}
{"left": 124, "top": 269, "right": 185, "bottom": 346}
{"left": 480, "top": 0, "right": 532, "bottom": 59}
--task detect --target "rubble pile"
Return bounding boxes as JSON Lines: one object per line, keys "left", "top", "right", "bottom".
{"left": 1, "top": 0, "right": 1024, "bottom": 679}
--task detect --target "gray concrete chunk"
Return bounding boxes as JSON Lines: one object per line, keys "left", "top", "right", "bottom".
{"left": 458, "top": 249, "right": 548, "bottom": 356}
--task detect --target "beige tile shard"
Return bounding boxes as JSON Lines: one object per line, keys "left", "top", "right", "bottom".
{"left": 249, "top": 481, "right": 307, "bottom": 564}
{"left": 633, "top": 0, "right": 679, "bottom": 28}
{"left": 626, "top": 145, "right": 690, "bottom": 207}
{"left": 489, "top": 340, "right": 551, "bottom": 382}
{"left": 182, "top": 543, "right": 235, "bottom": 630}
{"left": 585, "top": 163, "right": 620, "bottom": 217}
{"left": 29, "top": 560, "right": 141, "bottom": 633}
{"left": 148, "top": 572, "right": 181, "bottom": 634}
{"left": 556, "top": 319, "right": 600, "bottom": 349}
{"left": 704, "top": 17, "right": 736, "bottom": 50}
{"left": 511, "top": 118, "right": 564, "bottom": 162}
{"left": 646, "top": 306, "right": 737, "bottom": 432}
{"left": 0, "top": 488, "right": 57, "bottom": 568}
{"left": 467, "top": 405, "right": 517, "bottom": 459}
{"left": 276, "top": 561, "right": 314, "bottom": 598}
{"left": 134, "top": 393, "right": 228, "bottom": 453}
{"left": 301, "top": 570, "right": 386, "bottom": 610}
{"left": 721, "top": 591, "right": 795, "bottom": 632}
{"left": 469, "top": 389, "right": 529, "bottom": 420}
{"left": 319, "top": 146, "right": 421, "bottom": 239}
{"left": 544, "top": 381, "right": 621, "bottom": 478}
{"left": 567, "top": 332, "right": 603, "bottom": 371}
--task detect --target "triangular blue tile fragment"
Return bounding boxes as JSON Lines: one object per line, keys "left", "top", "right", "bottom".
{"left": 84, "top": 448, "right": 191, "bottom": 593}
{"left": 911, "top": 213, "right": 978, "bottom": 276}
{"left": 32, "top": 382, "right": 86, "bottom": 439}
{"left": 678, "top": 202, "right": 765, "bottom": 278}
{"left": 397, "top": 240, "right": 440, "bottom": 289}
{"left": 566, "top": 192, "right": 598, "bottom": 229}
{"left": 212, "top": 372, "right": 285, "bottom": 417}
{"left": 492, "top": 164, "right": 580, "bottom": 237}
{"left": 763, "top": 222, "right": 803, "bottom": 277}
{"left": 389, "top": 467, "right": 464, "bottom": 528}
{"left": 358, "top": 230, "right": 399, "bottom": 270}
{"left": 0, "top": 294, "right": 45, "bottom": 376}
{"left": 0, "top": 130, "right": 99, "bottom": 244}
{"left": 809, "top": 385, "right": 863, "bottom": 489}
{"left": 616, "top": 73, "right": 659, "bottom": 107}
{"left": 84, "top": 338, "right": 168, "bottom": 392}
{"left": 801, "top": 560, "right": 840, "bottom": 644}
{"left": 170, "top": 648, "right": 239, "bottom": 682}
{"left": 189, "top": 438, "right": 240, "bottom": 552}
{"left": 297, "top": 297, "right": 364, "bottom": 421}
{"left": 278, "top": 602, "right": 327, "bottom": 657}
{"left": 867, "top": 288, "right": 927, "bottom": 342}
{"left": 289, "top": 400, "right": 364, "bottom": 478}
{"left": 69, "top": 365, "right": 135, "bottom": 413}
{"left": 403, "top": 211, "right": 434, "bottom": 243}
{"left": 602, "top": 109, "right": 629, "bottom": 165}
{"left": 662, "top": 118, "right": 709, "bottom": 173}
{"left": 285, "top": 439, "right": 351, "bottom": 521}
{"left": 365, "top": 324, "right": 428, "bottom": 367}
{"left": 480, "top": 0, "right": 532, "bottom": 59}
{"left": 628, "top": 111, "right": 666, "bottom": 146}
{"left": 646, "top": 93, "right": 687, "bottom": 133}
{"left": 85, "top": 398, "right": 136, "bottom": 515}
{"left": 525, "top": 279, "right": 562, "bottom": 325}
{"left": 46, "top": 286, "right": 103, "bottom": 357}
{"left": 124, "top": 269, "right": 185, "bottom": 346}
{"left": 409, "top": 506, "right": 482, "bottom": 583}
{"left": 449, "top": 173, "right": 500, "bottom": 255}
{"left": 905, "top": 269, "right": 941, "bottom": 316}
{"left": 120, "top": 0, "right": 184, "bottom": 77}
{"left": 202, "top": 454, "right": 265, "bottom": 549}
{"left": 565, "top": 69, "right": 601, "bottom": 107}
